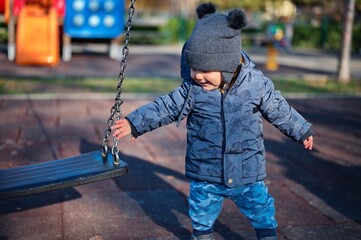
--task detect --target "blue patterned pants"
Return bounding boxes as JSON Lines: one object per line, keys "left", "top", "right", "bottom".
{"left": 188, "top": 180, "right": 278, "bottom": 235}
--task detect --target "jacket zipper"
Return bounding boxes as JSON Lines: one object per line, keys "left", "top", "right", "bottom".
{"left": 221, "top": 91, "right": 226, "bottom": 183}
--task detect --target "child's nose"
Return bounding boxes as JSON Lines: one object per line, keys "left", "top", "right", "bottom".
{"left": 194, "top": 71, "right": 204, "bottom": 80}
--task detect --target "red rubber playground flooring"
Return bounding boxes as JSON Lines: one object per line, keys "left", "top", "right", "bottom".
{"left": 0, "top": 96, "right": 361, "bottom": 240}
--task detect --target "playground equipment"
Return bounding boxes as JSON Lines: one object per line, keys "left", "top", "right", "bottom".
{"left": 0, "top": 0, "right": 4, "bottom": 13}
{"left": 4, "top": 0, "right": 122, "bottom": 65}
{"left": 15, "top": 0, "right": 59, "bottom": 66}
{"left": 0, "top": 0, "right": 136, "bottom": 200}
{"left": 10, "top": 0, "right": 64, "bottom": 16}
{"left": 63, "top": 0, "right": 125, "bottom": 61}
{"left": 5, "top": 0, "right": 64, "bottom": 65}
{"left": 265, "top": 24, "right": 285, "bottom": 71}
{"left": 265, "top": 44, "right": 279, "bottom": 71}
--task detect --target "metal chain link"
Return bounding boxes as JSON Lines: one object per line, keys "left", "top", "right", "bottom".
{"left": 102, "top": 0, "right": 136, "bottom": 166}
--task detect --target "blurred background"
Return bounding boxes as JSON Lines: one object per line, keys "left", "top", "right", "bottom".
{"left": 132, "top": 0, "right": 361, "bottom": 52}
{"left": 0, "top": 0, "right": 360, "bottom": 93}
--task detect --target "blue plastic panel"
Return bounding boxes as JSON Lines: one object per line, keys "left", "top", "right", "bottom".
{"left": 64, "top": 0, "right": 124, "bottom": 38}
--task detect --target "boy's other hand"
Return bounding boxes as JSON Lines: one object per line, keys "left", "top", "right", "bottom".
{"left": 303, "top": 135, "right": 314, "bottom": 150}
{"left": 111, "top": 119, "right": 135, "bottom": 142}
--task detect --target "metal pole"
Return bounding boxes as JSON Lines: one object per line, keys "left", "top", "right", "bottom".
{"left": 8, "top": 0, "right": 15, "bottom": 61}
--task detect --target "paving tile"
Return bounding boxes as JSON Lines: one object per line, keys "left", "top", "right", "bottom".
{"left": 0, "top": 98, "right": 360, "bottom": 240}
{"left": 0, "top": 192, "right": 65, "bottom": 240}
{"left": 0, "top": 100, "right": 30, "bottom": 119}
{"left": 279, "top": 223, "right": 361, "bottom": 240}
{"left": 62, "top": 190, "right": 191, "bottom": 240}
{"left": 271, "top": 183, "right": 334, "bottom": 227}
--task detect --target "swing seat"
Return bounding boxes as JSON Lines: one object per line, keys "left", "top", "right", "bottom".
{"left": 0, "top": 151, "right": 128, "bottom": 200}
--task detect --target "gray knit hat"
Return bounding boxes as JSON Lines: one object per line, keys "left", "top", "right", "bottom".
{"left": 184, "top": 3, "right": 247, "bottom": 83}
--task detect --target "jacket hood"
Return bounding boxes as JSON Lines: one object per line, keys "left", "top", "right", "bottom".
{"left": 238, "top": 51, "right": 255, "bottom": 79}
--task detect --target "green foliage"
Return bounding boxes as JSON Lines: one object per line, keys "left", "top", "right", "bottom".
{"left": 129, "top": 25, "right": 164, "bottom": 45}
{"left": 129, "top": 17, "right": 197, "bottom": 45}
{"left": 292, "top": 24, "right": 321, "bottom": 48}
{"left": 352, "top": 23, "right": 361, "bottom": 52}
{"left": 199, "top": 0, "right": 266, "bottom": 11}
{"left": 160, "top": 18, "right": 179, "bottom": 43}
{"left": 293, "top": 21, "right": 360, "bottom": 51}
{"left": 323, "top": 23, "right": 342, "bottom": 50}
{"left": 0, "top": 22, "right": 8, "bottom": 44}
{"left": 160, "top": 17, "right": 196, "bottom": 44}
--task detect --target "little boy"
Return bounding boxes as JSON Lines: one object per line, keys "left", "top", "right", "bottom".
{"left": 112, "top": 3, "right": 314, "bottom": 240}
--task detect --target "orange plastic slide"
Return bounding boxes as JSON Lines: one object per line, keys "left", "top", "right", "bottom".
{"left": 15, "top": 4, "right": 59, "bottom": 66}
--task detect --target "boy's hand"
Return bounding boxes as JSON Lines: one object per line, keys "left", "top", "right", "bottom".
{"left": 303, "top": 135, "right": 314, "bottom": 150}
{"left": 111, "top": 119, "right": 135, "bottom": 142}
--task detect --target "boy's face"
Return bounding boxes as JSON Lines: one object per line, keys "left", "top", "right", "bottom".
{"left": 190, "top": 68, "right": 222, "bottom": 91}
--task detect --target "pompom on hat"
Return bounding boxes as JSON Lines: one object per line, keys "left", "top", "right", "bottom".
{"left": 184, "top": 2, "right": 247, "bottom": 83}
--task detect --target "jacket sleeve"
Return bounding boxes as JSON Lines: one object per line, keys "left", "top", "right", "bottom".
{"left": 125, "top": 80, "right": 193, "bottom": 137}
{"left": 259, "top": 77, "right": 313, "bottom": 142}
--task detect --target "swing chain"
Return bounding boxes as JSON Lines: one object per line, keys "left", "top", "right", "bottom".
{"left": 102, "top": 0, "right": 136, "bottom": 166}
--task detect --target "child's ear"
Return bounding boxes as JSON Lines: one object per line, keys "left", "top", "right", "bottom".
{"left": 227, "top": 9, "right": 247, "bottom": 30}
{"left": 196, "top": 2, "right": 216, "bottom": 19}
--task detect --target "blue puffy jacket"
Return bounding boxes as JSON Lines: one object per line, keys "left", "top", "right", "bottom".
{"left": 126, "top": 51, "right": 313, "bottom": 188}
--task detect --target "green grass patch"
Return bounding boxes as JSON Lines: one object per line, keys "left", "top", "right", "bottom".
{"left": 273, "top": 78, "right": 361, "bottom": 94}
{"left": 0, "top": 76, "right": 360, "bottom": 95}
{"left": 0, "top": 77, "right": 182, "bottom": 94}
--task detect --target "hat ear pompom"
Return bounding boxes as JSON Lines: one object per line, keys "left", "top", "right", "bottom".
{"left": 196, "top": 2, "right": 216, "bottom": 19}
{"left": 227, "top": 9, "right": 247, "bottom": 30}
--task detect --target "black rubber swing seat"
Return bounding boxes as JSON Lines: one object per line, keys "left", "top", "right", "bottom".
{"left": 0, "top": 150, "right": 128, "bottom": 200}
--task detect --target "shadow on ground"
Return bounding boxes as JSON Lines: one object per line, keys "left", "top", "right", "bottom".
{"left": 266, "top": 98, "right": 361, "bottom": 222}
{"left": 80, "top": 139, "right": 248, "bottom": 239}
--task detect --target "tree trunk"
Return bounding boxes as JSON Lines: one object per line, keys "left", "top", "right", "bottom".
{"left": 337, "top": 0, "right": 356, "bottom": 84}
